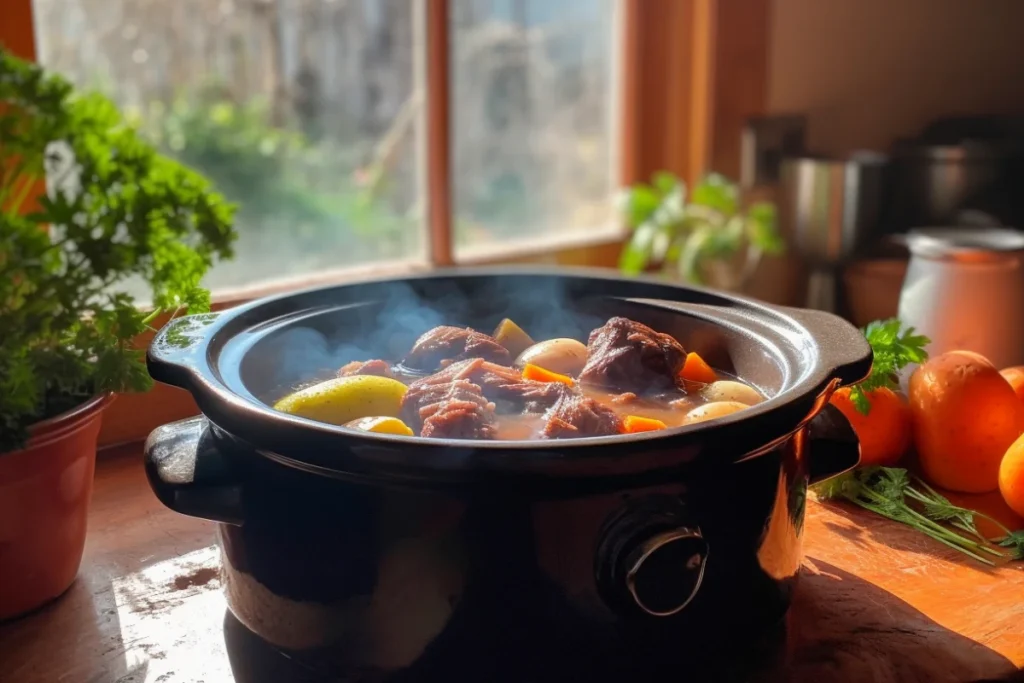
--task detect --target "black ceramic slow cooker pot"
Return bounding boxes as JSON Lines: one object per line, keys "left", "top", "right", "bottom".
{"left": 144, "top": 268, "right": 871, "bottom": 682}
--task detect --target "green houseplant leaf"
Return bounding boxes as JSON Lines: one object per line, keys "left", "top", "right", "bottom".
{"left": 688, "top": 173, "right": 738, "bottom": 215}
{"left": 745, "top": 202, "right": 785, "bottom": 255}
{"left": 617, "top": 171, "right": 784, "bottom": 288}
{"left": 617, "top": 185, "right": 661, "bottom": 230}
{"left": 617, "top": 172, "right": 689, "bottom": 275}
{"left": 0, "top": 47, "right": 237, "bottom": 452}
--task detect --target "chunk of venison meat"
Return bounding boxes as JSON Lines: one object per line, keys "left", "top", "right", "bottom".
{"left": 542, "top": 391, "right": 622, "bottom": 439}
{"left": 402, "top": 326, "right": 511, "bottom": 371}
{"left": 401, "top": 378, "right": 497, "bottom": 439}
{"left": 410, "top": 358, "right": 569, "bottom": 412}
{"left": 337, "top": 359, "right": 394, "bottom": 379}
{"left": 578, "top": 317, "right": 686, "bottom": 394}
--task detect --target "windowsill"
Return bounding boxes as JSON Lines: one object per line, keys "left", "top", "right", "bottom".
{"left": 208, "top": 258, "right": 432, "bottom": 308}
{"left": 205, "top": 228, "right": 627, "bottom": 308}
{"left": 455, "top": 223, "right": 627, "bottom": 265}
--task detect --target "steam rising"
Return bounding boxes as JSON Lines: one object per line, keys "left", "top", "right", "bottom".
{"left": 251, "top": 276, "right": 607, "bottom": 401}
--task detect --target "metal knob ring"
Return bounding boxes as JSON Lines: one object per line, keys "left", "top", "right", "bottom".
{"left": 624, "top": 527, "right": 708, "bottom": 617}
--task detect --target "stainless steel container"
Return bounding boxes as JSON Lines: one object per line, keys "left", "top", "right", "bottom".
{"left": 888, "top": 139, "right": 1013, "bottom": 229}
{"left": 779, "top": 152, "right": 889, "bottom": 312}
{"left": 897, "top": 227, "right": 1024, "bottom": 373}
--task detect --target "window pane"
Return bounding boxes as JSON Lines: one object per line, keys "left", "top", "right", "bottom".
{"left": 450, "top": 0, "right": 619, "bottom": 256}
{"left": 33, "top": 0, "right": 425, "bottom": 293}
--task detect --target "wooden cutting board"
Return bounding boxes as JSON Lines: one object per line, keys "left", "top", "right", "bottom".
{"left": 765, "top": 490, "right": 1024, "bottom": 683}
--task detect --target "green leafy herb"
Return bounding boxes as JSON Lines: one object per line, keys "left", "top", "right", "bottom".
{"left": 996, "top": 531, "right": 1024, "bottom": 561}
{"left": 813, "top": 467, "right": 1023, "bottom": 566}
{"left": 850, "top": 318, "right": 930, "bottom": 414}
{"left": 617, "top": 172, "right": 784, "bottom": 288}
{"left": 0, "top": 47, "right": 236, "bottom": 452}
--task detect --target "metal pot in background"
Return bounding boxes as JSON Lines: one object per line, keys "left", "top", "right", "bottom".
{"left": 888, "top": 140, "right": 1012, "bottom": 228}
{"left": 886, "top": 117, "right": 1024, "bottom": 231}
{"left": 778, "top": 152, "right": 889, "bottom": 313}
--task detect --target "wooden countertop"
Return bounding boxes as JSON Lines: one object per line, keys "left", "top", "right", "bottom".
{"left": 2, "top": 445, "right": 1023, "bottom": 683}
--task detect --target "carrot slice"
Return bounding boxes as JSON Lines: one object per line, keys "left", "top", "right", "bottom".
{"left": 680, "top": 352, "right": 718, "bottom": 386}
{"left": 622, "top": 415, "right": 668, "bottom": 433}
{"left": 522, "top": 363, "right": 575, "bottom": 387}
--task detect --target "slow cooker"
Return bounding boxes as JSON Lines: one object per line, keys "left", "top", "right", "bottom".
{"left": 144, "top": 268, "right": 871, "bottom": 682}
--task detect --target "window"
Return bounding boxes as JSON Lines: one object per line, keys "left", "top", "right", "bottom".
{"left": 450, "top": 0, "right": 620, "bottom": 258}
{"left": 30, "top": 0, "right": 623, "bottom": 293}
{"left": 33, "top": 0, "right": 426, "bottom": 293}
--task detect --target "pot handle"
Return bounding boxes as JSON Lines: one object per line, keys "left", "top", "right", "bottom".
{"left": 146, "top": 313, "right": 222, "bottom": 389}
{"left": 806, "top": 403, "right": 861, "bottom": 485}
{"left": 775, "top": 306, "right": 873, "bottom": 388}
{"left": 144, "top": 416, "right": 245, "bottom": 525}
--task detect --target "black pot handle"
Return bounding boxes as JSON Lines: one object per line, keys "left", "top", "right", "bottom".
{"left": 146, "top": 313, "right": 222, "bottom": 390}
{"left": 775, "top": 306, "right": 873, "bottom": 389}
{"left": 144, "top": 416, "right": 245, "bottom": 525}
{"left": 806, "top": 403, "right": 861, "bottom": 485}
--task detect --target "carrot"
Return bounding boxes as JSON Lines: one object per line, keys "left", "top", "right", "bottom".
{"left": 522, "top": 363, "right": 575, "bottom": 387}
{"left": 680, "top": 352, "right": 718, "bottom": 388}
{"left": 622, "top": 415, "right": 668, "bottom": 433}
{"left": 829, "top": 387, "right": 910, "bottom": 467}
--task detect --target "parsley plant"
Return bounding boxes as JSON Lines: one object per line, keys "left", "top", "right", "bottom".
{"left": 0, "top": 47, "right": 236, "bottom": 451}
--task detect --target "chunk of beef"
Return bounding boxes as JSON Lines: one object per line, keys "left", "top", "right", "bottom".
{"left": 337, "top": 359, "right": 394, "bottom": 379}
{"left": 411, "top": 358, "right": 569, "bottom": 412}
{"left": 578, "top": 317, "right": 686, "bottom": 394}
{"left": 401, "top": 378, "right": 497, "bottom": 439}
{"left": 542, "top": 392, "right": 622, "bottom": 439}
{"left": 402, "top": 326, "right": 511, "bottom": 371}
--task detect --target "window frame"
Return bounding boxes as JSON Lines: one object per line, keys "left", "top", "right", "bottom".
{"left": 4, "top": 0, "right": 771, "bottom": 446}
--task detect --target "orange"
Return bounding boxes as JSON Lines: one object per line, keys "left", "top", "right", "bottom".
{"left": 909, "top": 350, "right": 1024, "bottom": 493}
{"left": 1000, "top": 366, "right": 1024, "bottom": 405}
{"left": 829, "top": 386, "right": 911, "bottom": 467}
{"left": 999, "top": 433, "right": 1024, "bottom": 517}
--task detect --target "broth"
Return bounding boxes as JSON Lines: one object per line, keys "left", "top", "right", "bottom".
{"left": 272, "top": 316, "right": 764, "bottom": 440}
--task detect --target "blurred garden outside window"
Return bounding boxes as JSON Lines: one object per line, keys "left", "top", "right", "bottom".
{"left": 29, "top": 0, "right": 622, "bottom": 294}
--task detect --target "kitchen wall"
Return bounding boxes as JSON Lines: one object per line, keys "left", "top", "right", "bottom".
{"left": 767, "top": 0, "right": 1024, "bottom": 156}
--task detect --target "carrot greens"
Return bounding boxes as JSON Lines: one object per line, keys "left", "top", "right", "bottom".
{"left": 814, "top": 467, "right": 1024, "bottom": 565}
{"left": 850, "top": 318, "right": 929, "bottom": 415}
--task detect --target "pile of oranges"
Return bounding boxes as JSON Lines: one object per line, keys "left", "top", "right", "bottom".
{"left": 829, "top": 350, "right": 1024, "bottom": 518}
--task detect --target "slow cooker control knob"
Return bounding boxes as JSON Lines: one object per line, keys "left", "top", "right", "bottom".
{"left": 595, "top": 497, "right": 709, "bottom": 618}
{"left": 623, "top": 527, "right": 708, "bottom": 616}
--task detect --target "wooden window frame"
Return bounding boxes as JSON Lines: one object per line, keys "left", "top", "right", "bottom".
{"left": 3, "top": 0, "right": 771, "bottom": 447}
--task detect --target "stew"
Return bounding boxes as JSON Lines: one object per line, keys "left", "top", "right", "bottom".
{"left": 272, "top": 316, "right": 765, "bottom": 440}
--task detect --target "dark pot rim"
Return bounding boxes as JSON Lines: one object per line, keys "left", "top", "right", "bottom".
{"left": 146, "top": 266, "right": 871, "bottom": 482}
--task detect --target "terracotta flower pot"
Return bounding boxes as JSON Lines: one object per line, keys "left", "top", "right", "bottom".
{"left": 842, "top": 258, "right": 909, "bottom": 329}
{"left": 0, "top": 394, "right": 113, "bottom": 620}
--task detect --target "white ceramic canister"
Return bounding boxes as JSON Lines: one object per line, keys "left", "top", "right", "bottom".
{"left": 897, "top": 227, "right": 1024, "bottom": 379}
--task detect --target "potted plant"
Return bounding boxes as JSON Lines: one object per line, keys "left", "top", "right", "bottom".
{"left": 0, "top": 48, "right": 236, "bottom": 619}
{"left": 617, "top": 172, "right": 784, "bottom": 291}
